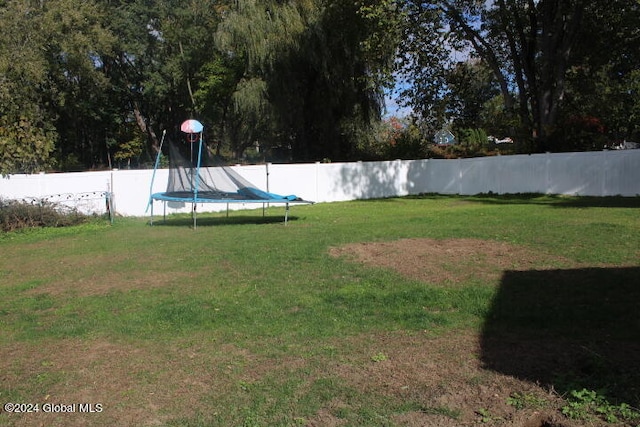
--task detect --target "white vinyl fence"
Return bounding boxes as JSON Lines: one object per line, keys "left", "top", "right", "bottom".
{"left": 1, "top": 149, "right": 638, "bottom": 217}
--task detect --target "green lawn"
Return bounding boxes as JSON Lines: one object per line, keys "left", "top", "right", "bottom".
{"left": 1, "top": 195, "right": 639, "bottom": 426}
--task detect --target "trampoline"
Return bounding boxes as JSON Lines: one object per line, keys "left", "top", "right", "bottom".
{"left": 148, "top": 119, "right": 312, "bottom": 228}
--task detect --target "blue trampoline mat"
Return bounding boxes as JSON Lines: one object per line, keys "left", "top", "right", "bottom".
{"left": 150, "top": 189, "right": 308, "bottom": 204}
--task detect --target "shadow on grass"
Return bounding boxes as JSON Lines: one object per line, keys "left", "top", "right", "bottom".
{"left": 481, "top": 267, "right": 640, "bottom": 407}
{"left": 149, "top": 214, "right": 300, "bottom": 227}
{"left": 402, "top": 193, "right": 640, "bottom": 208}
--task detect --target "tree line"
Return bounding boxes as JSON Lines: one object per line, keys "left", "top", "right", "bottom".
{"left": 398, "top": 0, "right": 640, "bottom": 154}
{"left": 1, "top": 0, "right": 638, "bottom": 174}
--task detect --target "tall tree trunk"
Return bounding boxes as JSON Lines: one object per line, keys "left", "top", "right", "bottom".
{"left": 444, "top": 2, "right": 520, "bottom": 135}
{"left": 534, "top": 0, "right": 585, "bottom": 150}
{"left": 133, "top": 101, "right": 160, "bottom": 154}
{"left": 497, "top": 0, "right": 537, "bottom": 144}
{"left": 445, "top": 0, "right": 586, "bottom": 151}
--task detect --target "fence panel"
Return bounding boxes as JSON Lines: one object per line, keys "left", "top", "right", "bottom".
{"left": 1, "top": 150, "right": 638, "bottom": 217}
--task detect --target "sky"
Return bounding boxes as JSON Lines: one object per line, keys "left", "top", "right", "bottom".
{"left": 383, "top": 76, "right": 414, "bottom": 119}
{"left": 384, "top": 92, "right": 413, "bottom": 118}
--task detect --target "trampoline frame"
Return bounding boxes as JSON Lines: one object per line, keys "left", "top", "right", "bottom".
{"left": 148, "top": 194, "right": 308, "bottom": 227}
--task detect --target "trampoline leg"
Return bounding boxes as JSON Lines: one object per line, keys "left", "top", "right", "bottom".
{"left": 150, "top": 201, "right": 154, "bottom": 226}
{"left": 226, "top": 203, "right": 229, "bottom": 218}
{"left": 192, "top": 203, "right": 197, "bottom": 229}
{"left": 284, "top": 203, "right": 289, "bottom": 225}
{"left": 163, "top": 201, "right": 167, "bottom": 223}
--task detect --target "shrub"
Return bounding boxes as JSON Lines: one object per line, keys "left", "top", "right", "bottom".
{"left": 0, "top": 198, "right": 91, "bottom": 232}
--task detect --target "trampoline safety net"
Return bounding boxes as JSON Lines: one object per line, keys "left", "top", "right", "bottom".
{"left": 155, "top": 139, "right": 302, "bottom": 203}
{"left": 148, "top": 123, "right": 312, "bottom": 228}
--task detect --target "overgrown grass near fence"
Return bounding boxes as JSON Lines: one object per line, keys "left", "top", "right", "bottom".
{"left": 1, "top": 195, "right": 639, "bottom": 426}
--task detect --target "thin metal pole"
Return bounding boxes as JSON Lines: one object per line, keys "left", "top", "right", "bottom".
{"left": 266, "top": 162, "right": 270, "bottom": 209}
{"left": 109, "top": 168, "right": 115, "bottom": 223}
{"left": 192, "top": 131, "right": 203, "bottom": 230}
{"left": 147, "top": 129, "right": 167, "bottom": 215}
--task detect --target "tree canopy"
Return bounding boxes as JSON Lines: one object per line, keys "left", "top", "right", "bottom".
{"left": 215, "top": 0, "right": 400, "bottom": 161}
{"left": 396, "top": 0, "right": 640, "bottom": 152}
{"left": 0, "top": 0, "right": 638, "bottom": 174}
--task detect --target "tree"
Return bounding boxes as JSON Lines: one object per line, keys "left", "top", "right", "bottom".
{"left": 99, "top": 0, "right": 225, "bottom": 156}
{"left": 0, "top": 0, "right": 113, "bottom": 173}
{"left": 0, "top": 0, "right": 56, "bottom": 174}
{"left": 192, "top": 53, "right": 244, "bottom": 158}
{"left": 215, "top": 0, "right": 400, "bottom": 161}
{"left": 445, "top": 60, "right": 500, "bottom": 133}
{"left": 44, "top": 0, "right": 116, "bottom": 168}
{"left": 397, "top": 0, "right": 639, "bottom": 152}
{"left": 394, "top": 1, "right": 451, "bottom": 136}
{"left": 1, "top": 0, "right": 400, "bottom": 170}
{"left": 559, "top": 0, "right": 640, "bottom": 148}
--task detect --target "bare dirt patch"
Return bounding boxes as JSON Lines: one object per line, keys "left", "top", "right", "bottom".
{"left": 17, "top": 254, "right": 237, "bottom": 297}
{"left": 322, "top": 238, "right": 638, "bottom": 426}
{"left": 0, "top": 332, "right": 617, "bottom": 427}
{"left": 27, "top": 269, "right": 194, "bottom": 297}
{"left": 0, "top": 337, "right": 268, "bottom": 427}
{"left": 2, "top": 238, "right": 634, "bottom": 426}
{"left": 307, "top": 331, "right": 579, "bottom": 427}
{"left": 329, "top": 238, "right": 572, "bottom": 285}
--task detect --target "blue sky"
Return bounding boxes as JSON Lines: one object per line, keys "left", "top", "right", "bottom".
{"left": 384, "top": 94, "right": 412, "bottom": 118}
{"left": 383, "top": 80, "right": 413, "bottom": 118}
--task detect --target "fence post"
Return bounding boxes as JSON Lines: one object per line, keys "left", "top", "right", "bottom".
{"left": 545, "top": 152, "right": 552, "bottom": 195}
{"left": 602, "top": 151, "right": 608, "bottom": 196}
{"left": 458, "top": 158, "right": 463, "bottom": 194}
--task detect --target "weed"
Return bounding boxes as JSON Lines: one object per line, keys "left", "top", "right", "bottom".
{"left": 476, "top": 408, "right": 502, "bottom": 423}
{"left": 292, "top": 416, "right": 306, "bottom": 425}
{"left": 421, "top": 405, "right": 461, "bottom": 419}
{"left": 241, "top": 412, "right": 261, "bottom": 427}
{"left": 507, "top": 392, "right": 548, "bottom": 410}
{"left": 371, "top": 352, "right": 388, "bottom": 362}
{"left": 238, "top": 381, "right": 252, "bottom": 392}
{"left": 561, "top": 388, "right": 640, "bottom": 423}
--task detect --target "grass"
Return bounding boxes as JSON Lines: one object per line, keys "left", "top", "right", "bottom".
{"left": 1, "top": 194, "right": 639, "bottom": 426}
